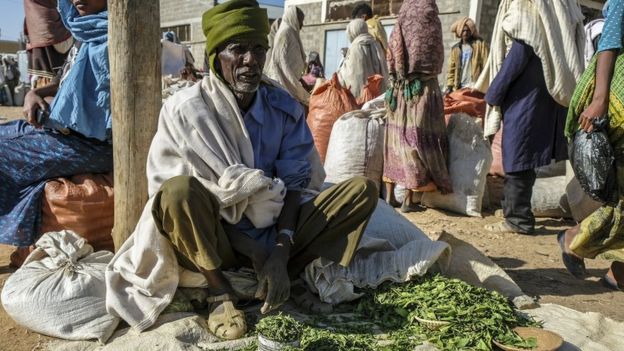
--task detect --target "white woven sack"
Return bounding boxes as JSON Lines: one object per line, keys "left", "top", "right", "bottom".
{"left": 303, "top": 201, "right": 452, "bottom": 304}
{"left": 532, "top": 176, "right": 572, "bottom": 218}
{"left": 324, "top": 109, "right": 385, "bottom": 190}
{"left": 1, "top": 230, "right": 119, "bottom": 342}
{"left": 422, "top": 114, "right": 492, "bottom": 217}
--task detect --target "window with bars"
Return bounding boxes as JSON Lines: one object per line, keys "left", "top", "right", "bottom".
{"left": 326, "top": 0, "right": 403, "bottom": 22}
{"left": 161, "top": 24, "right": 191, "bottom": 42}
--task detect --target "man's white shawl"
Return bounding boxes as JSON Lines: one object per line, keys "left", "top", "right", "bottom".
{"left": 338, "top": 19, "right": 388, "bottom": 99}
{"left": 105, "top": 74, "right": 323, "bottom": 332}
{"left": 474, "top": 0, "right": 585, "bottom": 137}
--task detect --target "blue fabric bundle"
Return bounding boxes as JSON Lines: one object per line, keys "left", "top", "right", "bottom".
{"left": 49, "top": 0, "right": 111, "bottom": 142}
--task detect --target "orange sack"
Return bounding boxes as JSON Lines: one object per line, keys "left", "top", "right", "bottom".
{"left": 490, "top": 127, "right": 505, "bottom": 177}
{"left": 357, "top": 74, "right": 385, "bottom": 107}
{"left": 307, "top": 73, "right": 359, "bottom": 163}
{"left": 40, "top": 173, "right": 115, "bottom": 252}
{"left": 443, "top": 88, "right": 487, "bottom": 118}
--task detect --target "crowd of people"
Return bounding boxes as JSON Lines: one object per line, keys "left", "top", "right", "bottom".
{"left": 0, "top": 0, "right": 623, "bottom": 343}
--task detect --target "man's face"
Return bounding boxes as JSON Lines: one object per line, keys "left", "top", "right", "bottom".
{"left": 217, "top": 40, "right": 267, "bottom": 94}
{"left": 71, "top": 0, "right": 107, "bottom": 16}
{"left": 461, "top": 25, "right": 472, "bottom": 41}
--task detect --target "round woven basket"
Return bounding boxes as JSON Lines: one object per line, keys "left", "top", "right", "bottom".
{"left": 414, "top": 316, "right": 451, "bottom": 330}
{"left": 493, "top": 327, "right": 563, "bottom": 351}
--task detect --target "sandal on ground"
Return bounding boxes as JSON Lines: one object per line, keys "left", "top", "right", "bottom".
{"left": 290, "top": 280, "right": 333, "bottom": 314}
{"left": 385, "top": 197, "right": 401, "bottom": 208}
{"left": 601, "top": 274, "right": 623, "bottom": 291}
{"left": 557, "top": 231, "right": 586, "bottom": 279}
{"left": 206, "top": 293, "right": 247, "bottom": 340}
{"left": 400, "top": 201, "right": 423, "bottom": 213}
{"left": 484, "top": 221, "right": 522, "bottom": 234}
{"left": 494, "top": 209, "right": 504, "bottom": 218}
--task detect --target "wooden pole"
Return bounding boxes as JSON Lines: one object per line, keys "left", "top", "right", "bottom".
{"left": 109, "top": 0, "right": 161, "bottom": 250}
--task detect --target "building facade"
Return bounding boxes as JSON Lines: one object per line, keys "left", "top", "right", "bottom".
{"left": 159, "top": 0, "right": 283, "bottom": 70}
{"left": 286, "top": 0, "right": 607, "bottom": 81}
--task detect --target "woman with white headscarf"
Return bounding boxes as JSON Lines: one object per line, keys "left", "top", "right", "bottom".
{"left": 338, "top": 19, "right": 388, "bottom": 100}
{"left": 264, "top": 6, "right": 310, "bottom": 105}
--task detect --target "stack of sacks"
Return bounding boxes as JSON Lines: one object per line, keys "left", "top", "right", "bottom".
{"left": 41, "top": 173, "right": 115, "bottom": 252}
{"left": 307, "top": 73, "right": 359, "bottom": 163}
{"left": 421, "top": 114, "right": 492, "bottom": 217}
{"left": 324, "top": 109, "right": 385, "bottom": 191}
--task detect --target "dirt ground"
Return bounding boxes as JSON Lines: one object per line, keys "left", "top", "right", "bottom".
{"left": 0, "top": 105, "right": 23, "bottom": 121}
{"left": 0, "top": 105, "right": 622, "bottom": 350}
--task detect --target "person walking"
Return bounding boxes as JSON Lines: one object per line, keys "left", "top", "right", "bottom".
{"left": 483, "top": 0, "right": 584, "bottom": 234}
{"left": 560, "top": 0, "right": 624, "bottom": 290}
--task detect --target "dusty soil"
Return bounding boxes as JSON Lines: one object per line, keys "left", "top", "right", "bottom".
{"left": 0, "top": 105, "right": 24, "bottom": 121}
{"left": 0, "top": 104, "right": 622, "bottom": 350}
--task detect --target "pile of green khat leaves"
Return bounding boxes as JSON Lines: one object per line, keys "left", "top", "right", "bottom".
{"left": 240, "top": 275, "right": 541, "bottom": 351}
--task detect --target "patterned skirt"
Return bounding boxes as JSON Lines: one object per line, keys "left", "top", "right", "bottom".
{"left": 383, "top": 77, "right": 452, "bottom": 193}
{"left": 566, "top": 54, "right": 624, "bottom": 261}
{"left": 0, "top": 120, "right": 113, "bottom": 246}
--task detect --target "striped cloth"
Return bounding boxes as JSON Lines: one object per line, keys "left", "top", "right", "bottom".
{"left": 475, "top": 0, "right": 585, "bottom": 137}
{"left": 565, "top": 53, "right": 624, "bottom": 261}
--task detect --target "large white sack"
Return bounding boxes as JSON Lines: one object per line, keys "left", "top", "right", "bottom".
{"left": 324, "top": 109, "right": 385, "bottom": 190}
{"left": 1, "top": 230, "right": 119, "bottom": 342}
{"left": 303, "top": 201, "right": 452, "bottom": 304}
{"left": 422, "top": 114, "right": 492, "bottom": 217}
{"left": 532, "top": 176, "right": 572, "bottom": 218}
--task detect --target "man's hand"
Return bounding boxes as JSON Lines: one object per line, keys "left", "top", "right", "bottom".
{"left": 23, "top": 90, "right": 49, "bottom": 128}
{"left": 255, "top": 238, "right": 291, "bottom": 314}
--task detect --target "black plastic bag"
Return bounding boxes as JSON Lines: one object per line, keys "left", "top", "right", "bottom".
{"left": 569, "top": 117, "right": 617, "bottom": 204}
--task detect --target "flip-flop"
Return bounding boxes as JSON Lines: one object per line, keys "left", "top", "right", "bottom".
{"left": 601, "top": 274, "right": 623, "bottom": 291}
{"left": 206, "top": 293, "right": 247, "bottom": 340}
{"left": 400, "top": 202, "right": 423, "bottom": 213}
{"left": 557, "top": 231, "right": 586, "bottom": 279}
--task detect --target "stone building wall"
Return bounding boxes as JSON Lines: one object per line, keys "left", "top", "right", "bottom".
{"left": 160, "top": 0, "right": 214, "bottom": 70}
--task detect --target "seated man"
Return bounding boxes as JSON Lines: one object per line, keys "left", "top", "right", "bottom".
{"left": 0, "top": 0, "right": 112, "bottom": 252}
{"left": 110, "top": 0, "right": 378, "bottom": 341}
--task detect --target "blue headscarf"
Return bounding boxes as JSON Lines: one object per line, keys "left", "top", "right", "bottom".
{"left": 49, "top": 0, "right": 111, "bottom": 142}
{"left": 604, "top": 1, "right": 610, "bottom": 18}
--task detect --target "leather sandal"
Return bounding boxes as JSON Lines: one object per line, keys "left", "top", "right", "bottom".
{"left": 557, "top": 231, "right": 586, "bottom": 279}
{"left": 484, "top": 221, "right": 522, "bottom": 234}
{"left": 290, "top": 280, "right": 333, "bottom": 314}
{"left": 601, "top": 274, "right": 623, "bottom": 291}
{"left": 206, "top": 293, "right": 247, "bottom": 340}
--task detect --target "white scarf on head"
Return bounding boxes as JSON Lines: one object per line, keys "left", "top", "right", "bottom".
{"left": 264, "top": 6, "right": 310, "bottom": 104}
{"left": 338, "top": 19, "right": 388, "bottom": 99}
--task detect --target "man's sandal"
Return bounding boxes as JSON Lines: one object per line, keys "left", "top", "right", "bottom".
{"left": 484, "top": 221, "right": 522, "bottom": 234}
{"left": 290, "top": 280, "right": 333, "bottom": 314}
{"left": 206, "top": 293, "right": 247, "bottom": 340}
{"left": 601, "top": 274, "right": 623, "bottom": 291}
